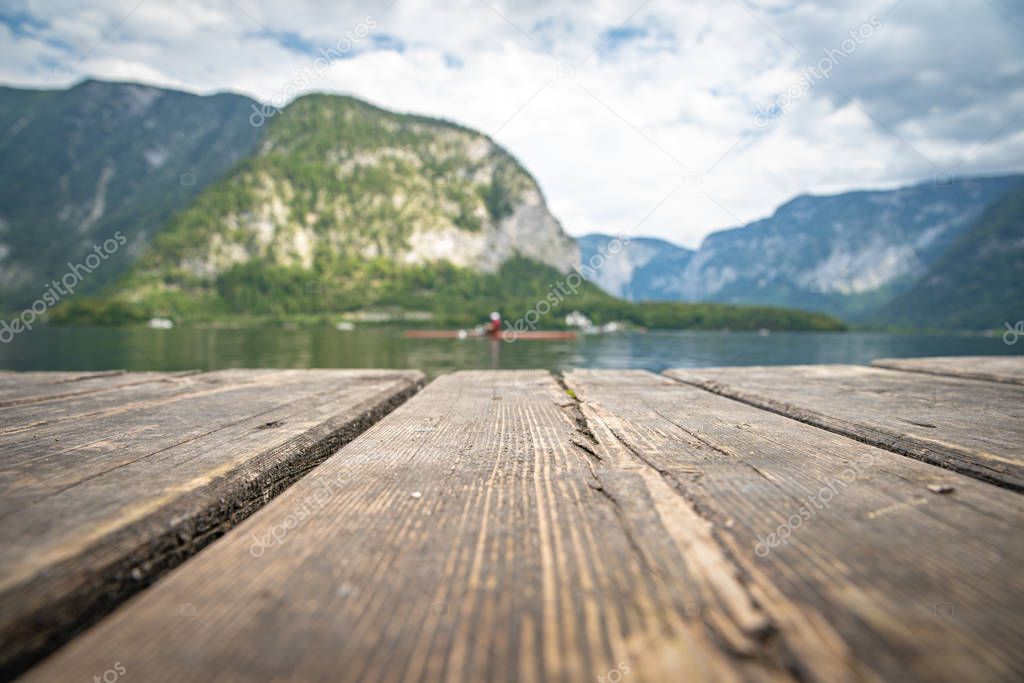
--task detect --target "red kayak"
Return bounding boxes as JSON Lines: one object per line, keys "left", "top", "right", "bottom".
{"left": 403, "top": 329, "right": 577, "bottom": 341}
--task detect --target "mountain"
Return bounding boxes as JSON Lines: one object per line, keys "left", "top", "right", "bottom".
{"left": 0, "top": 79, "right": 262, "bottom": 308}
{"left": 584, "top": 175, "right": 1023, "bottom": 323}
{"left": 877, "top": 186, "right": 1024, "bottom": 330}
{"left": 126, "top": 92, "right": 578, "bottom": 281}
{"left": 577, "top": 234, "right": 692, "bottom": 300}
{"left": 112, "top": 91, "right": 580, "bottom": 321}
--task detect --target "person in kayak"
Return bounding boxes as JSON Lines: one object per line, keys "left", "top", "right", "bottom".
{"left": 485, "top": 311, "right": 501, "bottom": 338}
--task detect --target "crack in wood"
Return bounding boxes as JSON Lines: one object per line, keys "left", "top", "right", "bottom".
{"left": 558, "top": 373, "right": 806, "bottom": 680}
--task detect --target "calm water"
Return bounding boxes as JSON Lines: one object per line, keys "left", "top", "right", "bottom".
{"left": 1, "top": 325, "right": 1019, "bottom": 378}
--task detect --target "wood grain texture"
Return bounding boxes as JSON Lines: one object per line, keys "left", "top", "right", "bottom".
{"left": 871, "top": 356, "right": 1024, "bottom": 385}
{"left": 0, "top": 369, "right": 423, "bottom": 678}
{"left": 0, "top": 370, "right": 199, "bottom": 408}
{"left": 666, "top": 364, "right": 1024, "bottom": 491}
{"left": 21, "top": 371, "right": 800, "bottom": 683}
{"left": 23, "top": 369, "right": 1024, "bottom": 682}
{"left": 567, "top": 370, "right": 1024, "bottom": 682}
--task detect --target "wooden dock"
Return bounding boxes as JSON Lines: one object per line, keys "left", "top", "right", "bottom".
{"left": 3, "top": 357, "right": 1022, "bottom": 682}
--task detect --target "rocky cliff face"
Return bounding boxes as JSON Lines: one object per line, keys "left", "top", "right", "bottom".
{"left": 129, "top": 93, "right": 578, "bottom": 294}
{"left": 678, "top": 176, "right": 1021, "bottom": 305}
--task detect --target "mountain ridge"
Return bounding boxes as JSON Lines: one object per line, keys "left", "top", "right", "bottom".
{"left": 0, "top": 79, "right": 264, "bottom": 308}
{"left": 581, "top": 173, "right": 1024, "bottom": 328}
{"left": 876, "top": 186, "right": 1024, "bottom": 329}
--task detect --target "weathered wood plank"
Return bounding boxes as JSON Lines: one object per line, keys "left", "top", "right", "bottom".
{"left": 666, "top": 364, "right": 1024, "bottom": 491}
{"left": 0, "top": 369, "right": 423, "bottom": 678}
{"left": 566, "top": 370, "right": 1024, "bottom": 682}
{"left": 21, "top": 370, "right": 800, "bottom": 683}
{"left": 0, "top": 370, "right": 200, "bottom": 408}
{"left": 0, "top": 370, "right": 126, "bottom": 391}
{"left": 871, "top": 355, "right": 1024, "bottom": 385}
{"left": 0, "top": 370, "right": 410, "bottom": 512}
{"left": 0, "top": 369, "right": 263, "bottom": 432}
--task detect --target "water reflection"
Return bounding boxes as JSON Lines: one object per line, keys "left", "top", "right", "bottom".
{"left": 0, "top": 325, "right": 1018, "bottom": 378}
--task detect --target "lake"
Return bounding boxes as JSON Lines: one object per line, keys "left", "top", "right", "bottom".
{"left": 1, "top": 325, "right": 1020, "bottom": 377}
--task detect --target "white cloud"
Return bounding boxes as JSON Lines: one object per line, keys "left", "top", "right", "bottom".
{"left": 2, "top": 0, "right": 1022, "bottom": 248}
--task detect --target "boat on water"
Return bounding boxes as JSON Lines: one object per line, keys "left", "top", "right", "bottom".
{"left": 404, "top": 311, "right": 577, "bottom": 341}
{"left": 403, "top": 329, "right": 577, "bottom": 341}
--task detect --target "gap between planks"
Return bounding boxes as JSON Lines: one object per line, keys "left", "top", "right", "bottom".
{"left": 870, "top": 355, "right": 1024, "bottom": 386}
{"left": 665, "top": 364, "right": 1024, "bottom": 492}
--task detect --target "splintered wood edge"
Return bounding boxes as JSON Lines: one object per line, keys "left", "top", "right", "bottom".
{"left": 567, "top": 369, "right": 1024, "bottom": 682}
{"left": 0, "top": 371, "right": 424, "bottom": 680}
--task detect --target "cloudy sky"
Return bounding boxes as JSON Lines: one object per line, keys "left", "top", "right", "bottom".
{"left": 2, "top": 0, "right": 1023, "bottom": 247}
